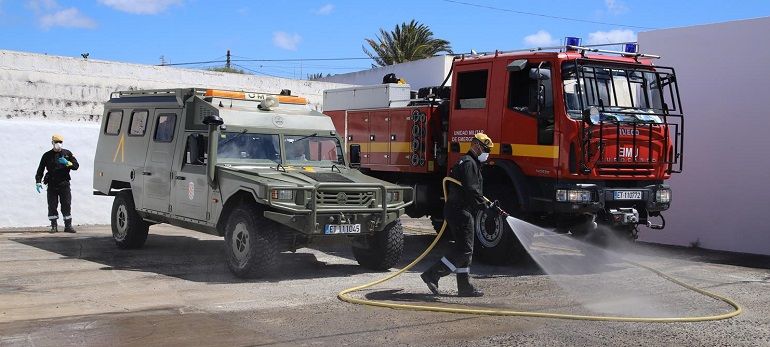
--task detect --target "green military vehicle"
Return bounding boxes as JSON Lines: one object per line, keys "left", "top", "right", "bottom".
{"left": 93, "top": 88, "right": 413, "bottom": 278}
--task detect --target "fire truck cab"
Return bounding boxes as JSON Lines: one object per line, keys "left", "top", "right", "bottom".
{"left": 324, "top": 41, "right": 683, "bottom": 263}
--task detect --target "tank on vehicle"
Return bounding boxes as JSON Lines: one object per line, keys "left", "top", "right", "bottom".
{"left": 93, "top": 88, "right": 413, "bottom": 278}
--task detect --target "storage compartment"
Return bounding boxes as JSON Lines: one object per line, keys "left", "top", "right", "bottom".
{"left": 323, "top": 84, "right": 412, "bottom": 111}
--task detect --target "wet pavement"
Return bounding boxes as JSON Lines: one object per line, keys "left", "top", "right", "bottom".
{"left": 0, "top": 220, "right": 769, "bottom": 346}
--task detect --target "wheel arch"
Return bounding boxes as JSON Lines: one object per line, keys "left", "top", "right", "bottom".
{"left": 217, "top": 188, "right": 260, "bottom": 236}
{"left": 483, "top": 160, "right": 530, "bottom": 209}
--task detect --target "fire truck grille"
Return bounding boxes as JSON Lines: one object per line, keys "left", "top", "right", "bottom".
{"left": 596, "top": 163, "right": 655, "bottom": 177}
{"left": 316, "top": 190, "right": 376, "bottom": 207}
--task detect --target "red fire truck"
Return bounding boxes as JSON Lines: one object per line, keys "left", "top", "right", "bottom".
{"left": 324, "top": 40, "right": 683, "bottom": 264}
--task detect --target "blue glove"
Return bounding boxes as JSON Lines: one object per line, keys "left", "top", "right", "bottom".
{"left": 36, "top": 183, "right": 43, "bottom": 193}
{"left": 57, "top": 157, "right": 72, "bottom": 167}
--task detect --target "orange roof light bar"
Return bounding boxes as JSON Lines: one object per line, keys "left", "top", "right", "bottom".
{"left": 204, "top": 89, "right": 308, "bottom": 105}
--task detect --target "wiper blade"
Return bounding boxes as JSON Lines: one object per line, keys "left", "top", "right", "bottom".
{"left": 292, "top": 133, "right": 318, "bottom": 142}
{"left": 219, "top": 129, "right": 248, "bottom": 147}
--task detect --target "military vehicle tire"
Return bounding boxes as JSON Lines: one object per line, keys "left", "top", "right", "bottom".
{"left": 473, "top": 184, "right": 528, "bottom": 265}
{"left": 352, "top": 220, "right": 404, "bottom": 270}
{"left": 111, "top": 191, "right": 149, "bottom": 249}
{"left": 224, "top": 205, "right": 278, "bottom": 278}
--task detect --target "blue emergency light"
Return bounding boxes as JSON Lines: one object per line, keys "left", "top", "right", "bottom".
{"left": 624, "top": 43, "right": 639, "bottom": 54}
{"left": 565, "top": 37, "right": 582, "bottom": 47}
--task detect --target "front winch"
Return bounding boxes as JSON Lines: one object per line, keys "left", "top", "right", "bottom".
{"left": 609, "top": 208, "right": 639, "bottom": 225}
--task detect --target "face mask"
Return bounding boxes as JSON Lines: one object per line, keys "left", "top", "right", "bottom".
{"left": 53, "top": 143, "right": 62, "bottom": 151}
{"left": 478, "top": 152, "right": 489, "bottom": 162}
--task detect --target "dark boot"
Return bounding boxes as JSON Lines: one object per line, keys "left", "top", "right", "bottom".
{"left": 457, "top": 273, "right": 483, "bottom": 297}
{"left": 63, "top": 219, "right": 76, "bottom": 233}
{"left": 420, "top": 262, "right": 451, "bottom": 295}
{"left": 49, "top": 220, "right": 58, "bottom": 233}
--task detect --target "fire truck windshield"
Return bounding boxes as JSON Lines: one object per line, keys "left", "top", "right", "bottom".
{"left": 562, "top": 61, "right": 678, "bottom": 124}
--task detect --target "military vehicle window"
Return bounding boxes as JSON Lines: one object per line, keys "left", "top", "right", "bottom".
{"left": 184, "top": 133, "right": 208, "bottom": 166}
{"left": 153, "top": 114, "right": 177, "bottom": 143}
{"left": 285, "top": 135, "right": 343, "bottom": 166}
{"left": 218, "top": 132, "right": 280, "bottom": 164}
{"left": 455, "top": 70, "right": 488, "bottom": 109}
{"left": 129, "top": 110, "right": 148, "bottom": 136}
{"left": 105, "top": 110, "right": 123, "bottom": 135}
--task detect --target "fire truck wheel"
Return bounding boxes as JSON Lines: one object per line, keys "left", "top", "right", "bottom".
{"left": 224, "top": 204, "right": 278, "bottom": 278}
{"left": 473, "top": 187, "right": 528, "bottom": 265}
{"left": 111, "top": 191, "right": 149, "bottom": 250}
{"left": 352, "top": 220, "right": 404, "bottom": 270}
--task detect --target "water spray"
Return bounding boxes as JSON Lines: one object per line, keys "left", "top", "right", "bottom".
{"left": 337, "top": 177, "right": 742, "bottom": 322}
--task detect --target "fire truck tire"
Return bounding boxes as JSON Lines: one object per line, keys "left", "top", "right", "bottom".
{"left": 111, "top": 191, "right": 149, "bottom": 250}
{"left": 224, "top": 204, "right": 278, "bottom": 278}
{"left": 352, "top": 220, "right": 404, "bottom": 270}
{"left": 473, "top": 185, "right": 528, "bottom": 265}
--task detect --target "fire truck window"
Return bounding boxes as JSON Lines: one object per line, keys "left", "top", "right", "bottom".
{"left": 507, "top": 70, "right": 530, "bottom": 111}
{"left": 455, "top": 70, "right": 488, "bottom": 109}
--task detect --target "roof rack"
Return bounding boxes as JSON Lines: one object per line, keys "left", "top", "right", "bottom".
{"left": 455, "top": 42, "right": 659, "bottom": 60}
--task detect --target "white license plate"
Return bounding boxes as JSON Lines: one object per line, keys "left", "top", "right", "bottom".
{"left": 324, "top": 224, "right": 361, "bottom": 234}
{"left": 614, "top": 191, "right": 643, "bottom": 200}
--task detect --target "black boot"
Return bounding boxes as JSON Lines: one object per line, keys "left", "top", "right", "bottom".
{"left": 420, "top": 262, "right": 451, "bottom": 295}
{"left": 63, "top": 219, "right": 76, "bottom": 233}
{"left": 457, "top": 273, "right": 484, "bottom": 297}
{"left": 49, "top": 220, "right": 58, "bottom": 233}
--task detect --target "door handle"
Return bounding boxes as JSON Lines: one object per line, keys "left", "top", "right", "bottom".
{"left": 142, "top": 171, "right": 152, "bottom": 176}
{"left": 175, "top": 176, "right": 186, "bottom": 180}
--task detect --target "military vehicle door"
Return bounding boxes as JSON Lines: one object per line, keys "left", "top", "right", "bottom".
{"left": 142, "top": 109, "right": 180, "bottom": 214}
{"left": 171, "top": 132, "right": 210, "bottom": 221}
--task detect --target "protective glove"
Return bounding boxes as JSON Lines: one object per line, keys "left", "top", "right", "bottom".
{"left": 36, "top": 183, "right": 43, "bottom": 193}
{"left": 57, "top": 157, "right": 72, "bottom": 167}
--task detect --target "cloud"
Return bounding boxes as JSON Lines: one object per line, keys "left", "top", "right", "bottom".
{"left": 604, "top": 0, "right": 629, "bottom": 15}
{"left": 27, "top": 0, "right": 58, "bottom": 12}
{"left": 586, "top": 29, "right": 636, "bottom": 45}
{"left": 524, "top": 30, "right": 558, "bottom": 47}
{"left": 315, "top": 4, "right": 334, "bottom": 15}
{"left": 39, "top": 7, "right": 96, "bottom": 29}
{"left": 273, "top": 31, "right": 301, "bottom": 51}
{"left": 97, "top": 0, "right": 182, "bottom": 15}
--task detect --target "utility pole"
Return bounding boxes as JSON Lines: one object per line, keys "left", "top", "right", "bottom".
{"left": 226, "top": 50, "right": 231, "bottom": 69}
{"left": 159, "top": 55, "right": 166, "bottom": 66}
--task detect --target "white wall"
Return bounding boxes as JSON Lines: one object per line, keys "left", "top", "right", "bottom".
{"left": 637, "top": 17, "right": 770, "bottom": 255}
{"left": 320, "top": 55, "right": 453, "bottom": 89}
{"left": 0, "top": 49, "right": 352, "bottom": 121}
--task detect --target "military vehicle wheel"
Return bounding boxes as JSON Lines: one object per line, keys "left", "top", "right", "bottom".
{"left": 224, "top": 205, "right": 278, "bottom": 278}
{"left": 473, "top": 184, "right": 528, "bottom": 265}
{"left": 111, "top": 191, "right": 149, "bottom": 249}
{"left": 352, "top": 220, "right": 404, "bottom": 270}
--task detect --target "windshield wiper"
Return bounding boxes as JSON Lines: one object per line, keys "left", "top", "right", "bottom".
{"left": 292, "top": 133, "right": 318, "bottom": 142}
{"left": 219, "top": 129, "right": 248, "bottom": 147}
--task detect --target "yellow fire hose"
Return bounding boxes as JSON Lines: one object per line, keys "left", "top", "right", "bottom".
{"left": 337, "top": 177, "right": 742, "bottom": 322}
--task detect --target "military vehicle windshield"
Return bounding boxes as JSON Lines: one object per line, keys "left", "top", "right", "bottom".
{"left": 218, "top": 132, "right": 281, "bottom": 164}
{"left": 562, "top": 62, "right": 680, "bottom": 124}
{"left": 284, "top": 135, "right": 344, "bottom": 167}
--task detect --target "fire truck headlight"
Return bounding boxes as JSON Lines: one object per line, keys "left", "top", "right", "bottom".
{"left": 556, "top": 189, "right": 592, "bottom": 203}
{"left": 656, "top": 189, "right": 671, "bottom": 203}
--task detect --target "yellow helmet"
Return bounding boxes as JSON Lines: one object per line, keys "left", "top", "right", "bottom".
{"left": 51, "top": 134, "right": 64, "bottom": 142}
{"left": 473, "top": 132, "right": 493, "bottom": 149}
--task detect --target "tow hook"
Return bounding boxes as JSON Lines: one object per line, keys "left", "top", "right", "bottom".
{"left": 647, "top": 213, "right": 666, "bottom": 230}
{"left": 609, "top": 208, "right": 639, "bottom": 225}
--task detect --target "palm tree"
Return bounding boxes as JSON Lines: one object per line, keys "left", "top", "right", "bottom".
{"left": 363, "top": 20, "right": 453, "bottom": 67}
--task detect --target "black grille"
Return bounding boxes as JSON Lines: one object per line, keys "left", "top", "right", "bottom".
{"left": 316, "top": 190, "right": 375, "bottom": 207}
{"left": 300, "top": 172, "right": 353, "bottom": 183}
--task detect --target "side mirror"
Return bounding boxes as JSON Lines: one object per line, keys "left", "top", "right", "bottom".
{"left": 203, "top": 114, "right": 224, "bottom": 126}
{"left": 506, "top": 59, "right": 527, "bottom": 72}
{"left": 529, "top": 68, "right": 551, "bottom": 80}
{"left": 349, "top": 144, "right": 361, "bottom": 168}
{"left": 582, "top": 106, "right": 599, "bottom": 125}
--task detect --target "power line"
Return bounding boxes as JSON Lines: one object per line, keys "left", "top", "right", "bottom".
{"left": 441, "top": 0, "right": 657, "bottom": 30}
{"left": 231, "top": 63, "right": 284, "bottom": 78}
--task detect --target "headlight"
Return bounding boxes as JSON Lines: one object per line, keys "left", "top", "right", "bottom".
{"left": 387, "top": 190, "right": 401, "bottom": 203}
{"left": 656, "top": 189, "right": 671, "bottom": 203}
{"left": 556, "top": 189, "right": 592, "bottom": 203}
{"left": 271, "top": 189, "right": 294, "bottom": 201}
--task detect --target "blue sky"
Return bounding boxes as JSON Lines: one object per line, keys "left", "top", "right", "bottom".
{"left": 1, "top": 0, "right": 769, "bottom": 79}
